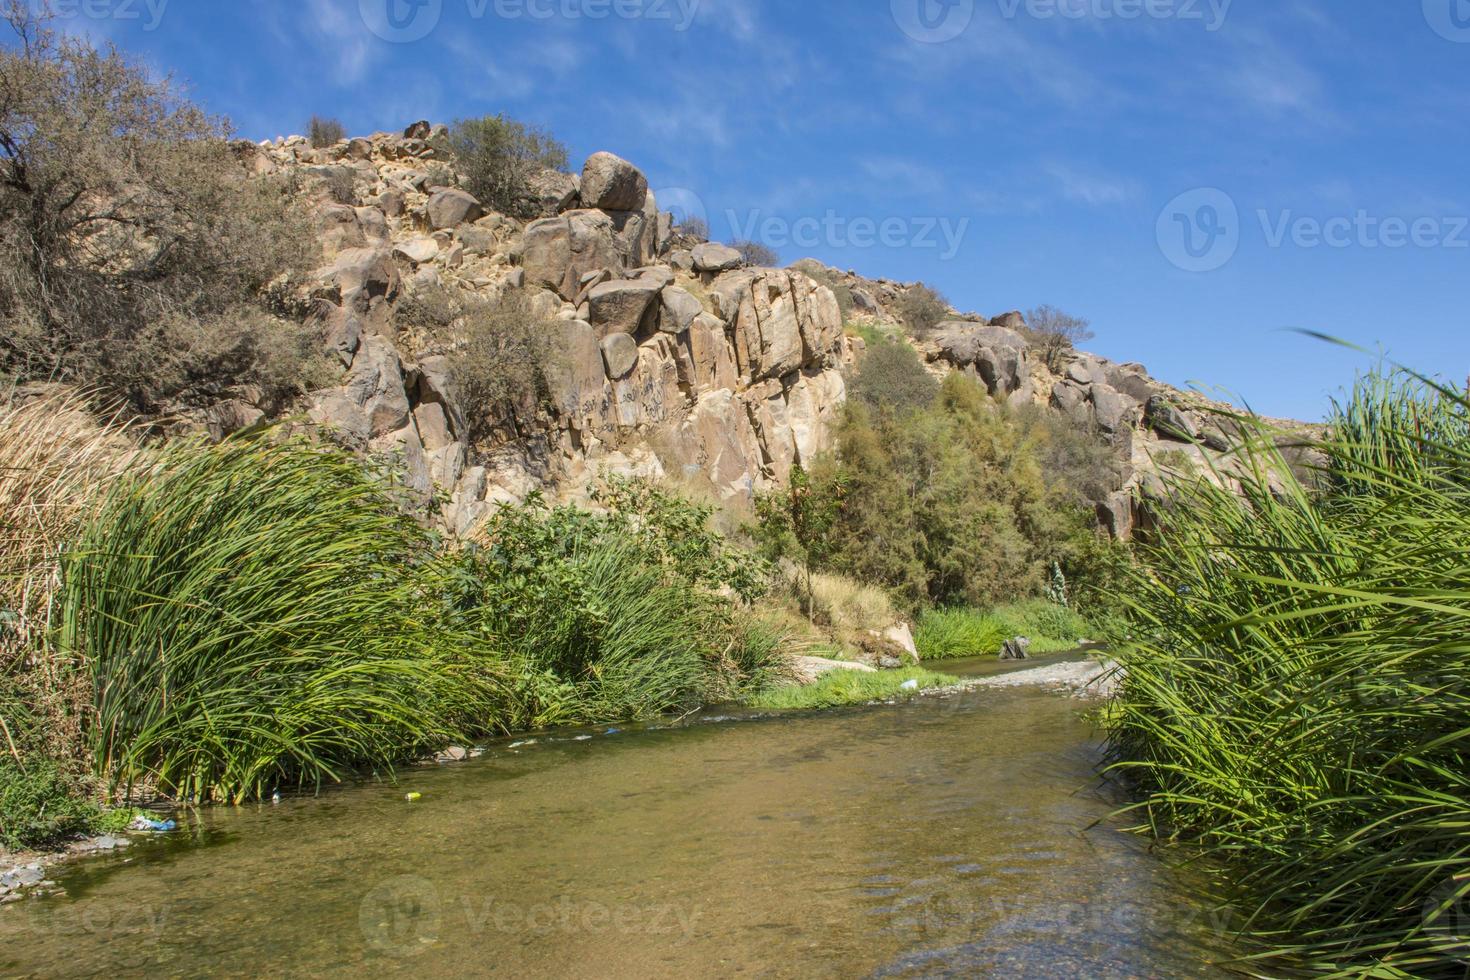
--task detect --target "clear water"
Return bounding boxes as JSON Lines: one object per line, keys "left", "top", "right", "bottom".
{"left": 0, "top": 656, "right": 1237, "bottom": 978}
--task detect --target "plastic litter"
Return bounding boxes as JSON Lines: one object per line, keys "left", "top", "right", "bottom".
{"left": 129, "top": 816, "right": 177, "bottom": 833}
{"left": 900, "top": 679, "right": 921, "bottom": 692}
{"left": 405, "top": 792, "right": 423, "bottom": 802}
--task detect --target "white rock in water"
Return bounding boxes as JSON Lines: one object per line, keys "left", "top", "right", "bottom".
{"left": 900, "top": 679, "right": 921, "bottom": 692}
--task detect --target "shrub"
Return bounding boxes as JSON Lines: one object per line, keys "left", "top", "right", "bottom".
{"left": 1106, "top": 370, "right": 1470, "bottom": 974}
{"left": 915, "top": 609, "right": 1008, "bottom": 659}
{"left": 847, "top": 336, "right": 939, "bottom": 415}
{"left": 730, "top": 239, "right": 780, "bottom": 267}
{"left": 451, "top": 489, "right": 778, "bottom": 728}
{"left": 0, "top": 8, "right": 319, "bottom": 412}
{"left": 400, "top": 286, "right": 561, "bottom": 445}
{"left": 673, "top": 216, "right": 709, "bottom": 241}
{"left": 442, "top": 114, "right": 569, "bottom": 218}
{"left": 0, "top": 757, "right": 101, "bottom": 851}
{"left": 805, "top": 572, "right": 897, "bottom": 634}
{"left": 894, "top": 282, "right": 951, "bottom": 338}
{"left": 308, "top": 115, "right": 346, "bottom": 148}
{"left": 59, "top": 434, "right": 487, "bottom": 803}
{"left": 1023, "top": 305, "right": 1094, "bottom": 372}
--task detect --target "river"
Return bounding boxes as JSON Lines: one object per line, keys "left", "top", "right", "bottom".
{"left": 0, "top": 655, "right": 1237, "bottom": 978}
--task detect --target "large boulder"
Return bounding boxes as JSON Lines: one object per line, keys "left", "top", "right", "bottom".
{"left": 692, "top": 242, "right": 743, "bottom": 274}
{"left": 606, "top": 194, "right": 660, "bottom": 269}
{"left": 580, "top": 152, "right": 648, "bottom": 212}
{"left": 393, "top": 237, "right": 440, "bottom": 265}
{"left": 991, "top": 311, "right": 1027, "bottom": 331}
{"left": 709, "top": 270, "right": 843, "bottom": 382}
{"left": 525, "top": 169, "right": 580, "bottom": 216}
{"left": 1147, "top": 395, "right": 1199, "bottom": 442}
{"left": 587, "top": 275, "right": 663, "bottom": 338}
{"left": 599, "top": 332, "right": 640, "bottom": 380}
{"left": 426, "top": 188, "right": 484, "bottom": 230}
{"left": 1090, "top": 384, "right": 1138, "bottom": 434}
{"left": 686, "top": 311, "right": 738, "bottom": 393}
{"left": 521, "top": 210, "right": 624, "bottom": 300}
{"left": 659, "top": 286, "right": 704, "bottom": 334}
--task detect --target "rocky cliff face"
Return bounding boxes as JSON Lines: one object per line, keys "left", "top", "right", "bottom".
{"left": 224, "top": 123, "right": 1309, "bottom": 543}
{"left": 229, "top": 127, "right": 850, "bottom": 538}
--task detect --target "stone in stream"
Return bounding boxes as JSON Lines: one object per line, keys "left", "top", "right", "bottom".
{"left": 1000, "top": 637, "right": 1032, "bottom": 661}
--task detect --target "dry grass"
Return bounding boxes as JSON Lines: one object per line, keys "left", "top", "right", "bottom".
{"left": 806, "top": 571, "right": 897, "bottom": 634}
{"left": 0, "top": 387, "right": 136, "bottom": 764}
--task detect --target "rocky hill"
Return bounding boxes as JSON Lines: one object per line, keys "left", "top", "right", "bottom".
{"left": 223, "top": 123, "right": 1310, "bottom": 542}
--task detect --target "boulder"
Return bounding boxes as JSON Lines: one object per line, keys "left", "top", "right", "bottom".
{"left": 1066, "top": 361, "right": 1096, "bottom": 386}
{"left": 580, "top": 151, "right": 648, "bottom": 212}
{"left": 378, "top": 188, "right": 406, "bottom": 218}
{"left": 709, "top": 270, "right": 842, "bottom": 382}
{"left": 659, "top": 286, "right": 704, "bottom": 334}
{"left": 1098, "top": 491, "right": 1136, "bottom": 541}
{"left": 1147, "top": 395, "right": 1199, "bottom": 442}
{"left": 791, "top": 657, "right": 879, "bottom": 685}
{"left": 1106, "top": 364, "right": 1157, "bottom": 404}
{"left": 692, "top": 242, "right": 743, "bottom": 273}
{"left": 588, "top": 276, "right": 662, "bottom": 337}
{"left": 426, "top": 188, "right": 484, "bottom": 230}
{"left": 851, "top": 288, "right": 879, "bottom": 313}
{"left": 991, "top": 310, "right": 1026, "bottom": 331}
{"left": 1000, "top": 637, "right": 1032, "bottom": 661}
{"left": 686, "top": 312, "right": 738, "bottom": 393}
{"left": 393, "top": 237, "right": 440, "bottom": 266}
{"left": 600, "top": 332, "right": 640, "bottom": 380}
{"left": 403, "top": 120, "right": 431, "bottom": 140}
{"left": 1090, "top": 383, "right": 1137, "bottom": 434}
{"left": 521, "top": 210, "right": 623, "bottom": 301}
{"left": 346, "top": 137, "right": 373, "bottom": 161}
{"left": 526, "top": 168, "right": 581, "bottom": 216}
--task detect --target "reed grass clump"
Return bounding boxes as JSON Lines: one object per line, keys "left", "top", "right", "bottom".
{"left": 59, "top": 434, "right": 489, "bottom": 804}
{"left": 1106, "top": 371, "right": 1470, "bottom": 977}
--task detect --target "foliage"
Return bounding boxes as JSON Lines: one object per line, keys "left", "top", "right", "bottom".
{"left": 0, "top": 757, "right": 102, "bottom": 851}
{"left": 749, "top": 667, "right": 957, "bottom": 711}
{"left": 673, "top": 216, "right": 709, "bottom": 240}
{"left": 754, "top": 465, "right": 842, "bottom": 618}
{"left": 803, "top": 572, "right": 898, "bottom": 635}
{"left": 894, "top": 282, "right": 951, "bottom": 338}
{"left": 59, "top": 434, "right": 487, "bottom": 804}
{"left": 1023, "top": 305, "right": 1095, "bottom": 372}
{"left": 915, "top": 601, "right": 1092, "bottom": 660}
{"left": 774, "top": 373, "right": 1104, "bottom": 610}
{"left": 846, "top": 335, "right": 940, "bottom": 416}
{"left": 730, "top": 239, "right": 780, "bottom": 267}
{"left": 308, "top": 115, "right": 346, "bottom": 148}
{"left": 1106, "top": 369, "right": 1470, "bottom": 976}
{"left": 0, "top": 6, "right": 319, "bottom": 412}
{"left": 450, "top": 489, "right": 780, "bottom": 728}
{"left": 442, "top": 113, "right": 568, "bottom": 218}
{"left": 399, "top": 285, "right": 561, "bottom": 445}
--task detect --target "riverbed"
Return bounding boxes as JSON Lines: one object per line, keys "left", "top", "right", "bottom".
{"left": 0, "top": 654, "right": 1236, "bottom": 978}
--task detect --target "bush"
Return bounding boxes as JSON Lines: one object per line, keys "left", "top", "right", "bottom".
{"left": 847, "top": 336, "right": 939, "bottom": 415}
{"left": 0, "top": 8, "right": 319, "bottom": 412}
{"left": 308, "top": 115, "right": 346, "bottom": 148}
{"left": 730, "top": 239, "right": 780, "bottom": 267}
{"left": 442, "top": 114, "right": 568, "bottom": 218}
{"left": 673, "top": 216, "right": 709, "bottom": 241}
{"left": 399, "top": 286, "right": 561, "bottom": 445}
{"left": 450, "top": 487, "right": 779, "bottom": 728}
{"left": 1024, "top": 305, "right": 1094, "bottom": 372}
{"left": 894, "top": 282, "right": 951, "bottom": 337}
{"left": 1106, "top": 370, "right": 1470, "bottom": 974}
{"left": 0, "top": 758, "right": 101, "bottom": 851}
{"left": 59, "top": 434, "right": 487, "bottom": 803}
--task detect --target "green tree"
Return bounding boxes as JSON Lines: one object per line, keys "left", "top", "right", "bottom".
{"left": 443, "top": 114, "right": 569, "bottom": 217}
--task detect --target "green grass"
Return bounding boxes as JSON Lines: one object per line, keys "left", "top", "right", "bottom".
{"left": 0, "top": 758, "right": 105, "bottom": 852}
{"left": 1106, "top": 370, "right": 1470, "bottom": 976}
{"left": 748, "top": 667, "right": 958, "bottom": 710}
{"left": 916, "top": 601, "right": 1091, "bottom": 660}
{"left": 60, "top": 434, "right": 491, "bottom": 805}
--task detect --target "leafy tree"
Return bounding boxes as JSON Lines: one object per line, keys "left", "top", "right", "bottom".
{"left": 1024, "top": 304, "right": 1095, "bottom": 372}
{"left": 0, "top": 4, "right": 319, "bottom": 411}
{"left": 894, "top": 282, "right": 952, "bottom": 337}
{"left": 442, "top": 114, "right": 568, "bottom": 217}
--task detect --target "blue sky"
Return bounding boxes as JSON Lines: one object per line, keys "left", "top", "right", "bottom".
{"left": 48, "top": 0, "right": 1470, "bottom": 419}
